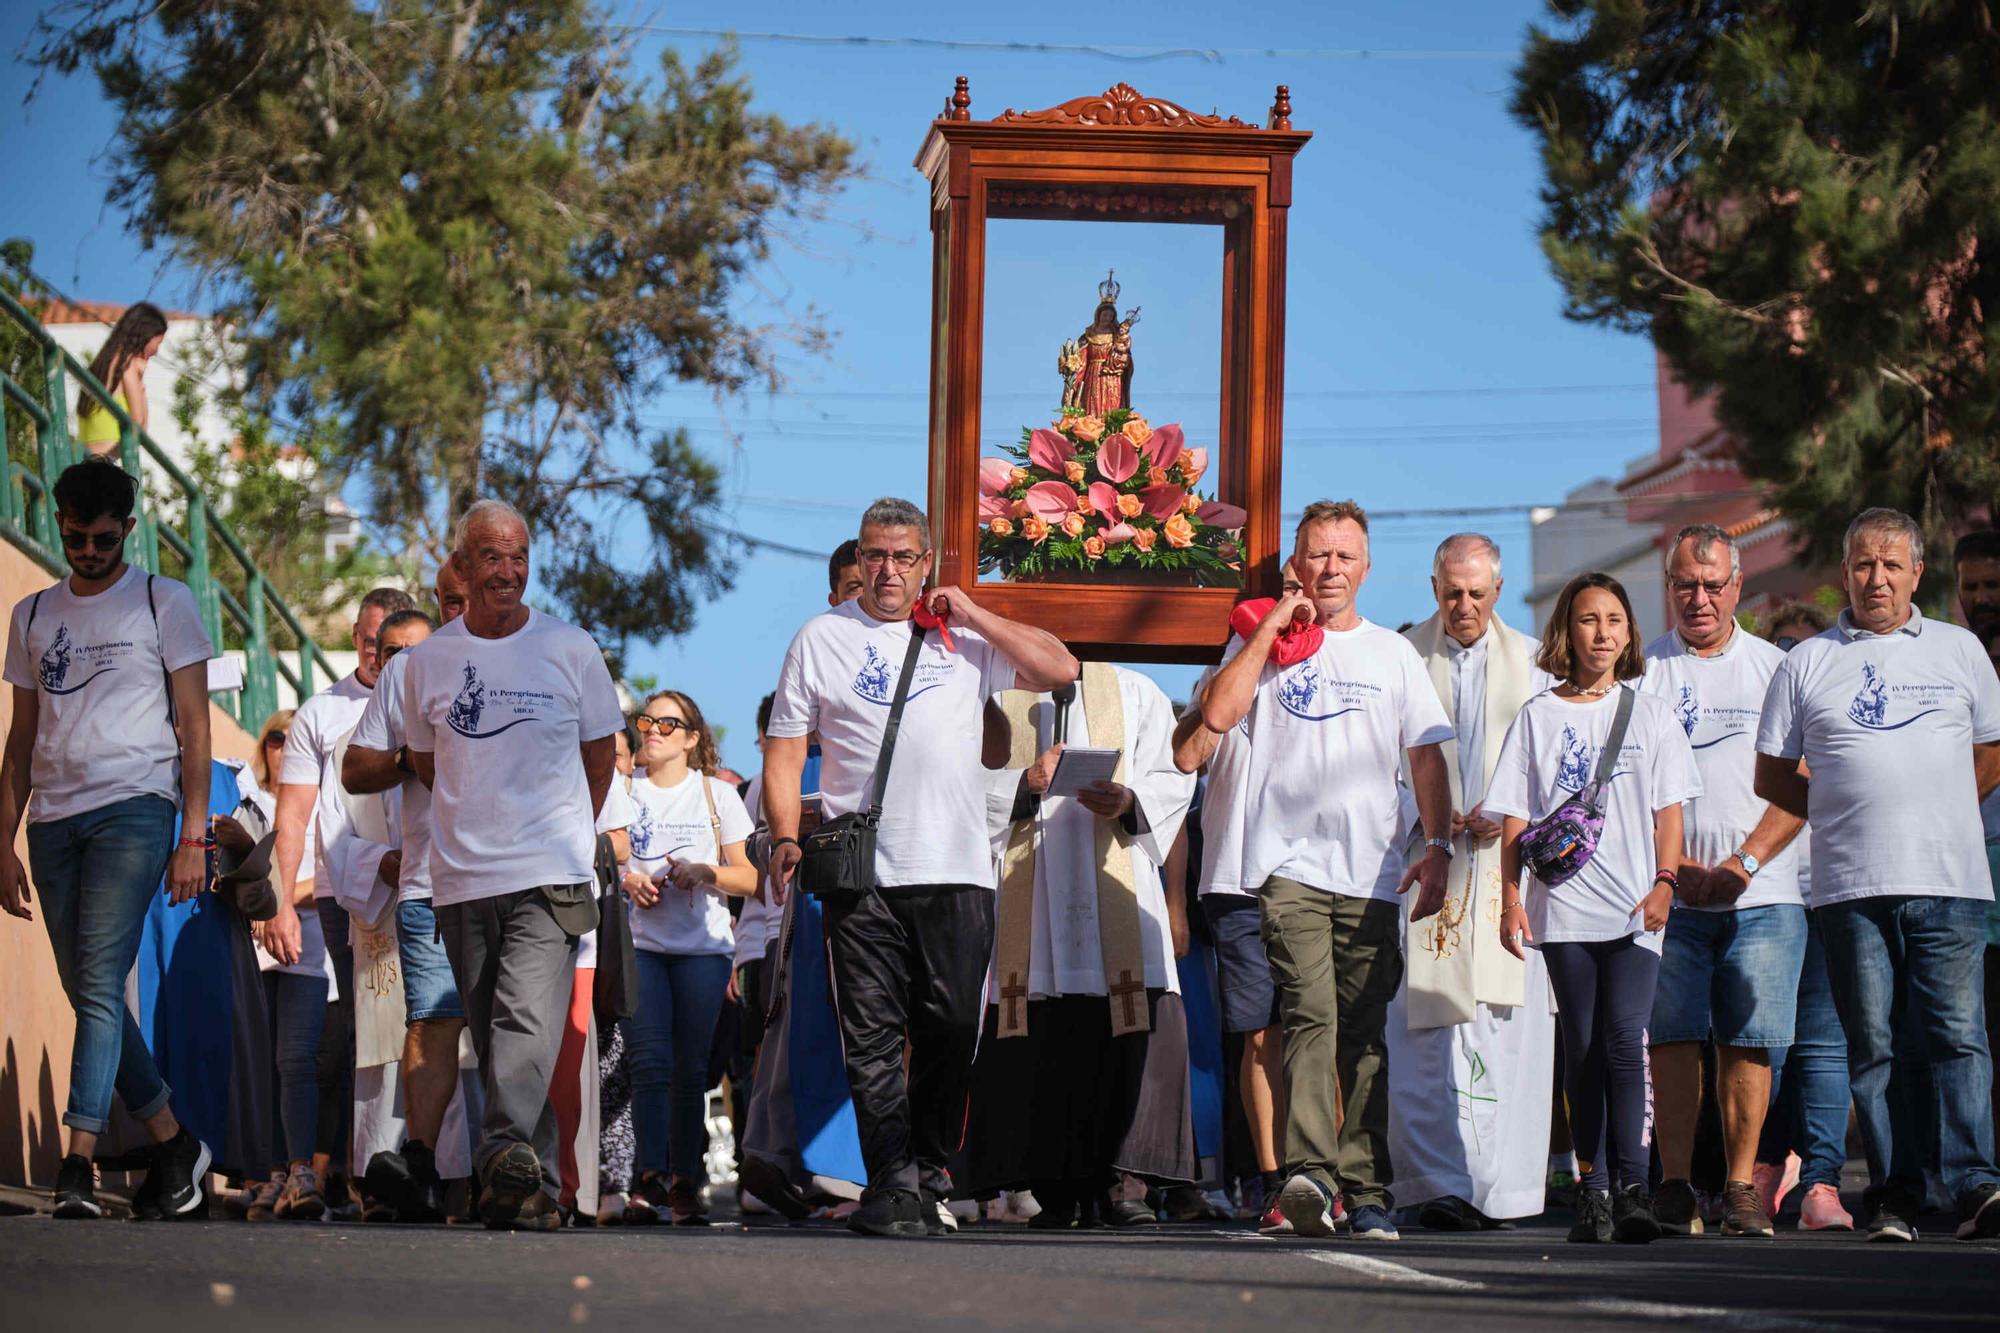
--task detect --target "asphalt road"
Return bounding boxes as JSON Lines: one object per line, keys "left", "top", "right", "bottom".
{"left": 3, "top": 1206, "right": 1995, "bottom": 1332}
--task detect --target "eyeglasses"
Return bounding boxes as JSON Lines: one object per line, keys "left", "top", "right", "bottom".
{"left": 263, "top": 730, "right": 287, "bottom": 747}
{"left": 61, "top": 529, "right": 125, "bottom": 553}
{"left": 857, "top": 547, "right": 928, "bottom": 572}
{"left": 634, "top": 714, "right": 693, "bottom": 735}
{"left": 1669, "top": 578, "right": 1733, "bottom": 600}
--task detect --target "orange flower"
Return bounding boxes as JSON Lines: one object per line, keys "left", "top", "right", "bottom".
{"left": 1060, "top": 512, "right": 1086, "bottom": 538}
{"left": 989, "top": 517, "right": 1014, "bottom": 537}
{"left": 1182, "top": 493, "right": 1202, "bottom": 515}
{"left": 1064, "top": 460, "right": 1086, "bottom": 484}
{"left": 1011, "top": 499, "right": 1029, "bottom": 518}
{"left": 1116, "top": 493, "right": 1144, "bottom": 519}
{"left": 1082, "top": 535, "right": 1106, "bottom": 560}
{"left": 1133, "top": 527, "right": 1157, "bottom": 552}
{"left": 1008, "top": 466, "right": 1030, "bottom": 488}
{"left": 1071, "top": 415, "right": 1107, "bottom": 443}
{"left": 1021, "top": 516, "right": 1051, "bottom": 544}
{"left": 1147, "top": 466, "right": 1169, "bottom": 487}
{"left": 1122, "top": 415, "right": 1153, "bottom": 447}
{"left": 1163, "top": 513, "right": 1196, "bottom": 549}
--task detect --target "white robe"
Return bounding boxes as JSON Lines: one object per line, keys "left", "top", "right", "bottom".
{"left": 984, "top": 667, "right": 1195, "bottom": 998}
{"left": 1387, "top": 619, "right": 1556, "bottom": 1220}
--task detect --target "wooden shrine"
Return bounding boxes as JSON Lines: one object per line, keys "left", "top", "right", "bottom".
{"left": 916, "top": 79, "right": 1310, "bottom": 662}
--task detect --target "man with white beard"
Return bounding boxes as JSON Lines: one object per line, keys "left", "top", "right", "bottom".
{"left": 1388, "top": 534, "right": 1557, "bottom": 1229}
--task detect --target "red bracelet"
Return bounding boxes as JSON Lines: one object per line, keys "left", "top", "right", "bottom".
{"left": 178, "top": 835, "right": 210, "bottom": 850}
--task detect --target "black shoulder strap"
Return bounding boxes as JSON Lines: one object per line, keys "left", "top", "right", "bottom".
{"left": 26, "top": 589, "right": 42, "bottom": 637}
{"left": 864, "top": 625, "right": 929, "bottom": 820}
{"left": 1589, "top": 686, "right": 1636, "bottom": 790}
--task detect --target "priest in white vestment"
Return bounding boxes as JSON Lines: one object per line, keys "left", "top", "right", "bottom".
{"left": 1388, "top": 534, "right": 1558, "bottom": 1227}
{"left": 961, "top": 664, "right": 1197, "bottom": 1228}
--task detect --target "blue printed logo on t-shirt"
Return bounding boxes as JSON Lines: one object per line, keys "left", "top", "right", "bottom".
{"left": 445, "top": 661, "right": 538, "bottom": 738}
{"left": 1846, "top": 662, "right": 1946, "bottom": 732}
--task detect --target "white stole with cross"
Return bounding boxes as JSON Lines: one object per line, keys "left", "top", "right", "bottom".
{"left": 988, "top": 663, "right": 1190, "bottom": 1038}
{"left": 1401, "top": 612, "right": 1538, "bottom": 1029}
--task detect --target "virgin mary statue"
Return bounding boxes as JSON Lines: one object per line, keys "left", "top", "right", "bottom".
{"left": 1058, "top": 271, "right": 1139, "bottom": 416}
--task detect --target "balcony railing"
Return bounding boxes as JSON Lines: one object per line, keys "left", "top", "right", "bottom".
{"left": 0, "top": 288, "right": 335, "bottom": 728}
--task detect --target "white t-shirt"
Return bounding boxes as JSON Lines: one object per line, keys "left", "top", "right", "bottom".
{"left": 626, "top": 771, "right": 752, "bottom": 957}
{"left": 733, "top": 774, "right": 783, "bottom": 968}
{"left": 1640, "top": 627, "right": 1804, "bottom": 911}
{"left": 243, "top": 783, "right": 331, "bottom": 986}
{"left": 767, "top": 600, "right": 1017, "bottom": 889}
{"left": 1188, "top": 663, "right": 1253, "bottom": 900}
{"left": 1484, "top": 686, "right": 1703, "bottom": 954}
{"left": 3, "top": 567, "right": 212, "bottom": 823}
{"left": 402, "top": 610, "right": 625, "bottom": 907}
{"left": 1755, "top": 609, "right": 2000, "bottom": 906}
{"left": 1221, "top": 619, "right": 1454, "bottom": 900}
{"left": 280, "top": 671, "right": 374, "bottom": 899}
{"left": 349, "top": 653, "right": 435, "bottom": 903}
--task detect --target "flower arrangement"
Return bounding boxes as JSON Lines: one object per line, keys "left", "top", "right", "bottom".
{"left": 977, "top": 406, "right": 1247, "bottom": 586}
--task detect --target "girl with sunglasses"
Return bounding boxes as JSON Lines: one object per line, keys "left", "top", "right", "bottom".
{"left": 620, "top": 691, "right": 757, "bottom": 1224}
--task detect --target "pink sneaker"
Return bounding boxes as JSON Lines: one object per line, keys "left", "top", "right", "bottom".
{"left": 1258, "top": 1198, "right": 1295, "bottom": 1235}
{"left": 1752, "top": 1154, "right": 1800, "bottom": 1219}
{"left": 1798, "top": 1183, "right": 1853, "bottom": 1232}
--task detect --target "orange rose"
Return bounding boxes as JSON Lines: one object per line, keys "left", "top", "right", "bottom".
{"left": 1082, "top": 535, "right": 1106, "bottom": 560}
{"left": 1021, "top": 516, "right": 1051, "bottom": 544}
{"left": 1116, "top": 493, "right": 1144, "bottom": 519}
{"left": 1163, "top": 513, "right": 1196, "bottom": 549}
{"left": 1008, "top": 467, "right": 1030, "bottom": 488}
{"left": 1064, "top": 460, "right": 1086, "bottom": 485}
{"left": 989, "top": 517, "right": 1014, "bottom": 537}
{"left": 1147, "top": 466, "right": 1169, "bottom": 487}
{"left": 1011, "top": 499, "right": 1029, "bottom": 518}
{"left": 1182, "top": 493, "right": 1202, "bottom": 515}
{"left": 1060, "top": 512, "right": 1086, "bottom": 538}
{"left": 1122, "top": 415, "right": 1153, "bottom": 447}
{"left": 1071, "top": 415, "right": 1107, "bottom": 443}
{"left": 1133, "top": 527, "right": 1157, "bottom": 552}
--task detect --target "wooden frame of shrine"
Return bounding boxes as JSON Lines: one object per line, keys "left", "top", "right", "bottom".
{"left": 916, "top": 79, "right": 1310, "bottom": 662}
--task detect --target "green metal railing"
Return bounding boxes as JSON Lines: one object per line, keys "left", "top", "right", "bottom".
{"left": 0, "top": 288, "right": 335, "bottom": 728}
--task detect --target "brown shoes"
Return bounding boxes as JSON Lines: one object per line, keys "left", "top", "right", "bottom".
{"left": 1719, "top": 1179, "right": 1776, "bottom": 1237}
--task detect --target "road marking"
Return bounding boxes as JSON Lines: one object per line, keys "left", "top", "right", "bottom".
{"left": 1575, "top": 1298, "right": 1818, "bottom": 1330}
{"left": 1297, "top": 1249, "right": 1486, "bottom": 1291}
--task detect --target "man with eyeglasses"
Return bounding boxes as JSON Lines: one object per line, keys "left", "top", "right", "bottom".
{"left": 1639, "top": 523, "right": 1809, "bottom": 1239}
{"left": 764, "top": 496, "right": 1077, "bottom": 1237}
{"left": 0, "top": 458, "right": 216, "bottom": 1219}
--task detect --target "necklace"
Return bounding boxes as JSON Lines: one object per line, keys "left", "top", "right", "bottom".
{"left": 1567, "top": 681, "right": 1616, "bottom": 697}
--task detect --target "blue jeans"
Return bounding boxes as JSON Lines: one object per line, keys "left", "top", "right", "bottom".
{"left": 26, "top": 795, "right": 178, "bottom": 1134}
{"left": 1651, "top": 903, "right": 1806, "bottom": 1047}
{"left": 1759, "top": 910, "right": 1849, "bottom": 1190}
{"left": 396, "top": 899, "right": 465, "bottom": 1023}
{"left": 264, "top": 970, "right": 326, "bottom": 1164}
{"left": 628, "top": 950, "right": 730, "bottom": 1180}
{"left": 1820, "top": 895, "right": 1998, "bottom": 1212}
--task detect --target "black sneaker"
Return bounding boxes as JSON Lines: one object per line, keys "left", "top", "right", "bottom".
{"left": 739, "top": 1155, "right": 812, "bottom": 1222}
{"left": 129, "top": 1166, "right": 163, "bottom": 1222}
{"left": 1653, "top": 1178, "right": 1704, "bottom": 1236}
{"left": 1098, "top": 1196, "right": 1156, "bottom": 1228}
{"left": 363, "top": 1149, "right": 414, "bottom": 1221}
{"left": 479, "top": 1142, "right": 542, "bottom": 1231}
{"left": 1567, "top": 1187, "right": 1612, "bottom": 1243}
{"left": 402, "top": 1142, "right": 446, "bottom": 1224}
{"left": 52, "top": 1154, "right": 101, "bottom": 1219}
{"left": 1612, "top": 1184, "right": 1662, "bottom": 1244}
{"left": 146, "top": 1130, "right": 213, "bottom": 1218}
{"left": 1867, "top": 1202, "right": 1918, "bottom": 1242}
{"left": 846, "top": 1187, "right": 927, "bottom": 1238}
{"left": 1955, "top": 1182, "right": 2000, "bottom": 1241}
{"left": 1419, "top": 1195, "right": 1503, "bottom": 1232}
{"left": 919, "top": 1188, "right": 951, "bottom": 1236}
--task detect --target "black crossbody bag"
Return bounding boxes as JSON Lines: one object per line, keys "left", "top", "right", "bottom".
{"left": 799, "top": 625, "right": 928, "bottom": 900}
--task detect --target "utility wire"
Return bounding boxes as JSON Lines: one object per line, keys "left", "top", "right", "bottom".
{"left": 610, "top": 25, "right": 1512, "bottom": 64}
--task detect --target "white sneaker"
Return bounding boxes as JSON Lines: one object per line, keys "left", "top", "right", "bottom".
{"left": 1275, "top": 1174, "right": 1339, "bottom": 1239}
{"left": 935, "top": 1200, "right": 959, "bottom": 1233}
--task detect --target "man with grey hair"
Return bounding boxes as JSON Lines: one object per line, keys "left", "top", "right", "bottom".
{"left": 400, "top": 498, "right": 624, "bottom": 1230}
{"left": 1756, "top": 507, "right": 2000, "bottom": 1242}
{"left": 1388, "top": 532, "right": 1556, "bottom": 1231}
{"left": 1641, "top": 523, "right": 1807, "bottom": 1238}
{"left": 765, "top": 496, "right": 1077, "bottom": 1237}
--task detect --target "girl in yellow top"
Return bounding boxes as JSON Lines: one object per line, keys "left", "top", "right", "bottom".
{"left": 76, "top": 302, "right": 168, "bottom": 457}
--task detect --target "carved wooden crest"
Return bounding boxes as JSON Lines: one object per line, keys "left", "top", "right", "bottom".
{"left": 997, "top": 82, "right": 1251, "bottom": 129}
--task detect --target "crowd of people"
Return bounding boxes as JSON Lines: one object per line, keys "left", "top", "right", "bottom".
{"left": 6, "top": 457, "right": 2000, "bottom": 1250}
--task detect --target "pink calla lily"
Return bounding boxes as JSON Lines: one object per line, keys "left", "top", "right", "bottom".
{"left": 977, "top": 492, "right": 1012, "bottom": 521}
{"left": 1088, "top": 481, "right": 1121, "bottom": 518}
{"left": 1094, "top": 433, "right": 1139, "bottom": 484}
{"left": 1024, "top": 480, "right": 1079, "bottom": 522}
{"left": 1142, "top": 423, "right": 1184, "bottom": 471}
{"left": 1198, "top": 501, "right": 1248, "bottom": 530}
{"left": 979, "top": 457, "right": 1016, "bottom": 495}
{"left": 1139, "top": 484, "right": 1187, "bottom": 520}
{"left": 1027, "top": 429, "right": 1071, "bottom": 474}
{"left": 1101, "top": 522, "right": 1137, "bottom": 546}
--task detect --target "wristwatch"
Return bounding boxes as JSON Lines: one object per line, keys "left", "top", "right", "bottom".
{"left": 394, "top": 745, "right": 413, "bottom": 775}
{"left": 1425, "top": 837, "right": 1454, "bottom": 858}
{"left": 1731, "top": 848, "right": 1760, "bottom": 878}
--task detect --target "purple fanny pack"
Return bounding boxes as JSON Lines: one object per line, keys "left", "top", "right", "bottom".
{"left": 1517, "top": 687, "right": 1634, "bottom": 888}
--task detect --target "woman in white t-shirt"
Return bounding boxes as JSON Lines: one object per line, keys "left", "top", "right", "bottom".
{"left": 621, "top": 691, "right": 756, "bottom": 1225}
{"left": 1484, "top": 573, "right": 1700, "bottom": 1247}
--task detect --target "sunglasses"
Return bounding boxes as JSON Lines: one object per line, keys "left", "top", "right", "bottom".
{"left": 263, "top": 730, "right": 287, "bottom": 747}
{"left": 61, "top": 529, "right": 125, "bottom": 553}
{"left": 634, "top": 714, "right": 693, "bottom": 736}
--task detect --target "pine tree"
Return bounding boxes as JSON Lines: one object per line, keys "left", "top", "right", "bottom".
{"left": 27, "top": 1, "right": 855, "bottom": 661}
{"left": 1513, "top": 2, "right": 2000, "bottom": 577}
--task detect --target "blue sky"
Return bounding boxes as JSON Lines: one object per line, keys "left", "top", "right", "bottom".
{"left": 0, "top": 1, "right": 1658, "bottom": 768}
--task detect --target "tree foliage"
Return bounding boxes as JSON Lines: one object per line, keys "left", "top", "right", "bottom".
{"left": 27, "top": 0, "right": 856, "bottom": 664}
{"left": 1513, "top": 2, "right": 2000, "bottom": 575}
